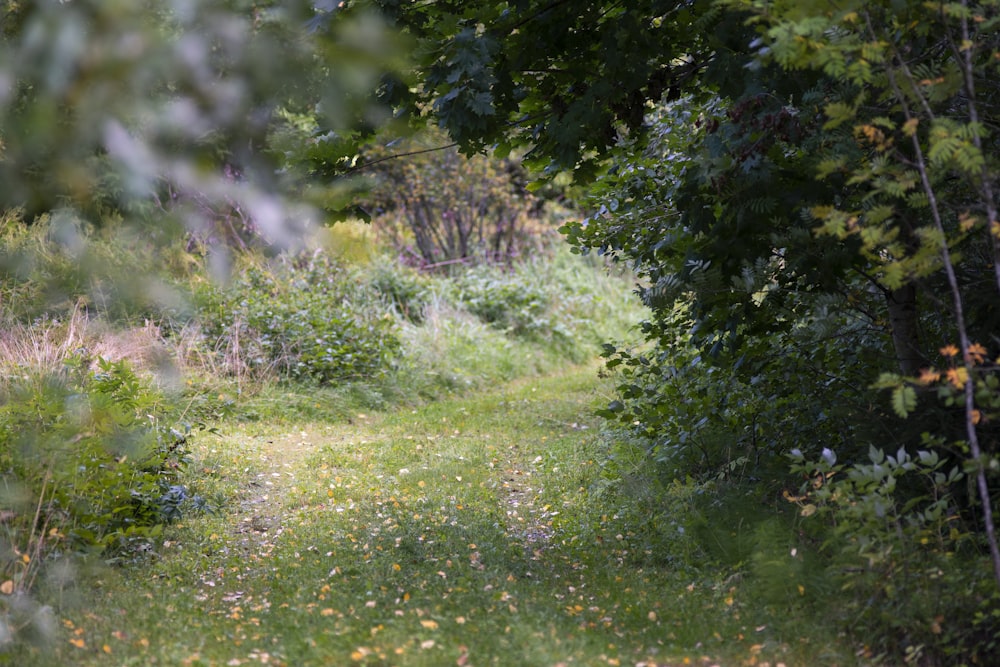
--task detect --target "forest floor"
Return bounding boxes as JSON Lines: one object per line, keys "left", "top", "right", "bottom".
{"left": 10, "top": 364, "right": 850, "bottom": 667}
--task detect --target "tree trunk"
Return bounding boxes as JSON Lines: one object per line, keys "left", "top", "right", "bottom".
{"left": 885, "top": 282, "right": 926, "bottom": 375}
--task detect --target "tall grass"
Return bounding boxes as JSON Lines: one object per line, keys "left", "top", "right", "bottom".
{"left": 0, "top": 306, "right": 176, "bottom": 388}
{"left": 1, "top": 211, "right": 643, "bottom": 439}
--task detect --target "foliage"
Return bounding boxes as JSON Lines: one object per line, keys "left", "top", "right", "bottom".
{"left": 786, "top": 444, "right": 1000, "bottom": 664}
{"left": 191, "top": 252, "right": 401, "bottom": 385}
{"left": 456, "top": 266, "right": 555, "bottom": 338}
{"left": 359, "top": 129, "right": 551, "bottom": 269}
{"left": 0, "top": 356, "right": 203, "bottom": 566}
{"left": 373, "top": 0, "right": 1000, "bottom": 661}
{"left": 0, "top": 0, "right": 397, "bottom": 235}
{"left": 362, "top": 255, "right": 431, "bottom": 324}
{"left": 390, "top": 245, "right": 643, "bottom": 400}
{"left": 0, "top": 209, "right": 192, "bottom": 324}
{"left": 729, "top": 0, "right": 1000, "bottom": 604}
{"left": 371, "top": 0, "right": 729, "bottom": 180}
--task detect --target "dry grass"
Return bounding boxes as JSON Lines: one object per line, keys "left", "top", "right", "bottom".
{"left": 0, "top": 305, "right": 173, "bottom": 383}
{"left": 0, "top": 303, "right": 282, "bottom": 396}
{"left": 168, "top": 316, "right": 281, "bottom": 395}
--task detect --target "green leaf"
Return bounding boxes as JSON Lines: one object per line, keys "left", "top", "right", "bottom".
{"left": 891, "top": 385, "right": 917, "bottom": 418}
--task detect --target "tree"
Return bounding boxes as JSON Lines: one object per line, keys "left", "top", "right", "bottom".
{"left": 732, "top": 0, "right": 1000, "bottom": 589}
{"left": 0, "top": 0, "right": 398, "bottom": 252}
{"left": 357, "top": 128, "right": 541, "bottom": 269}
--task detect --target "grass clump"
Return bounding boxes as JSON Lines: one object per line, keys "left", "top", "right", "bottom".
{"left": 0, "top": 356, "right": 207, "bottom": 562}
{"left": 189, "top": 252, "right": 401, "bottom": 387}
{"left": 0, "top": 353, "right": 216, "bottom": 651}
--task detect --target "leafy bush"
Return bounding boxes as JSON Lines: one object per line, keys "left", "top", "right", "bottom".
{"left": 363, "top": 257, "right": 431, "bottom": 324}
{"left": 0, "top": 356, "right": 201, "bottom": 572}
{"left": 598, "top": 298, "right": 869, "bottom": 484}
{"left": 192, "top": 252, "right": 400, "bottom": 384}
{"left": 784, "top": 444, "right": 1000, "bottom": 665}
{"left": 0, "top": 210, "right": 187, "bottom": 324}
{"left": 389, "top": 246, "right": 643, "bottom": 399}
{"left": 452, "top": 252, "right": 615, "bottom": 349}
{"left": 456, "top": 266, "right": 555, "bottom": 337}
{"left": 360, "top": 128, "right": 556, "bottom": 269}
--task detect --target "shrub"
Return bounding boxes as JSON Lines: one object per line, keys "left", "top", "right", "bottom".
{"left": 0, "top": 210, "right": 187, "bottom": 324}
{"left": 785, "top": 444, "right": 1000, "bottom": 665}
{"left": 0, "top": 356, "right": 202, "bottom": 574}
{"left": 192, "top": 251, "right": 400, "bottom": 384}
{"left": 363, "top": 257, "right": 431, "bottom": 324}
{"left": 360, "top": 128, "right": 555, "bottom": 269}
{"left": 456, "top": 266, "right": 555, "bottom": 337}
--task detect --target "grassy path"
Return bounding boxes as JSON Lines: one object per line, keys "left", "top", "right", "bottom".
{"left": 16, "top": 365, "right": 806, "bottom": 667}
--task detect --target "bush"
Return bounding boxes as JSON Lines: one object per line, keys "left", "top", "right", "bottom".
{"left": 360, "top": 128, "right": 556, "bottom": 269}
{"left": 0, "top": 356, "right": 202, "bottom": 572}
{"left": 363, "top": 257, "right": 431, "bottom": 324}
{"left": 0, "top": 210, "right": 188, "bottom": 324}
{"left": 192, "top": 251, "right": 400, "bottom": 385}
{"left": 783, "top": 444, "right": 1000, "bottom": 665}
{"left": 457, "top": 266, "right": 555, "bottom": 337}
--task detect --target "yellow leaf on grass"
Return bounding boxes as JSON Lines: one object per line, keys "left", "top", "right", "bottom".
{"left": 420, "top": 619, "right": 439, "bottom": 630}
{"left": 0, "top": 580, "right": 13, "bottom": 595}
{"left": 69, "top": 638, "right": 86, "bottom": 649}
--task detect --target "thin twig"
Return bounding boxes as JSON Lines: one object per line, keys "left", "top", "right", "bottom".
{"left": 342, "top": 142, "right": 460, "bottom": 176}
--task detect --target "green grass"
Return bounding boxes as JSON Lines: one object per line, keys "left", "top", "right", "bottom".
{"left": 6, "top": 364, "right": 854, "bottom": 667}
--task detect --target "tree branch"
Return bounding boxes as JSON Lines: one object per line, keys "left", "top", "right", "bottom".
{"left": 344, "top": 142, "right": 460, "bottom": 175}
